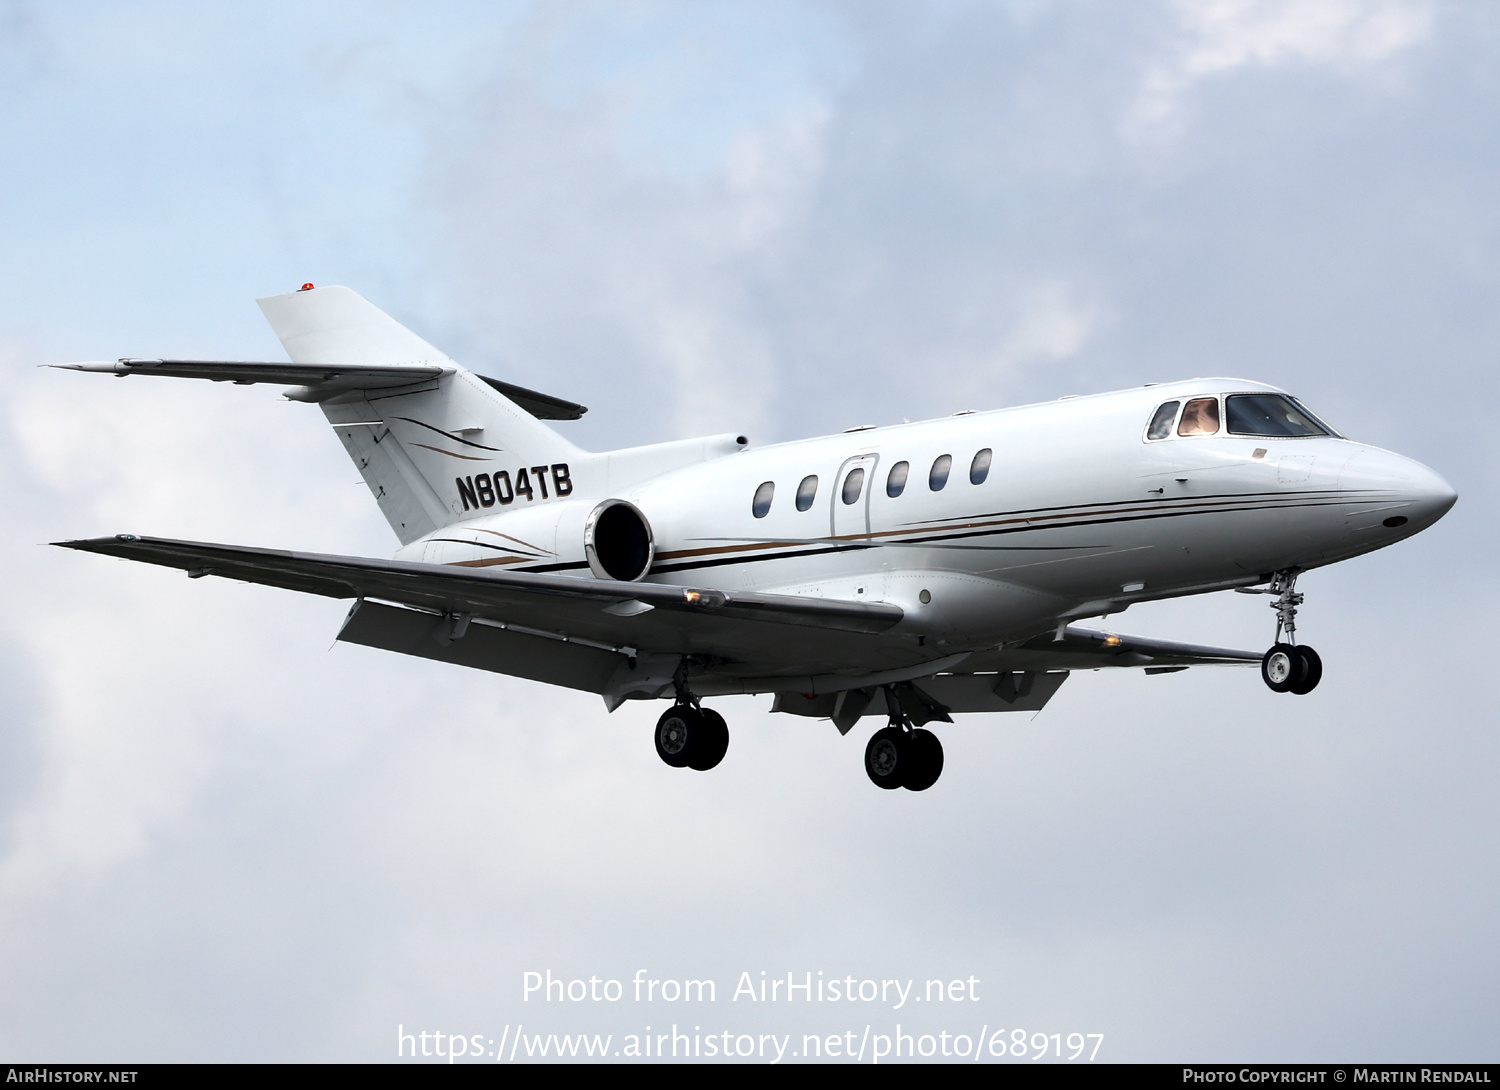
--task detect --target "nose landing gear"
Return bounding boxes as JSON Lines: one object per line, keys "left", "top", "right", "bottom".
{"left": 863, "top": 687, "right": 945, "bottom": 791}
{"left": 1243, "top": 570, "right": 1323, "bottom": 695}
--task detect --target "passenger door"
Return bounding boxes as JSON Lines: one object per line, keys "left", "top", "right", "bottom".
{"left": 831, "top": 454, "right": 879, "bottom": 541}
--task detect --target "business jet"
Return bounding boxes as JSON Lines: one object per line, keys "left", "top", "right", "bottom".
{"left": 52, "top": 285, "right": 1456, "bottom": 791}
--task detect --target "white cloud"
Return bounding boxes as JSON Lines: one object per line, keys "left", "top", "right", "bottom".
{"left": 1129, "top": 0, "right": 1434, "bottom": 138}
{"left": 428, "top": 54, "right": 832, "bottom": 443}
{"left": 992, "top": 280, "right": 1101, "bottom": 371}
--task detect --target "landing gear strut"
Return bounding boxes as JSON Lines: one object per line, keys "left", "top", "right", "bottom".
{"left": 863, "top": 686, "right": 944, "bottom": 791}
{"left": 653, "top": 661, "right": 730, "bottom": 771}
{"left": 1244, "top": 570, "right": 1323, "bottom": 695}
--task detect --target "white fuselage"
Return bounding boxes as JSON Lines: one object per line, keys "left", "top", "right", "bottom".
{"left": 410, "top": 378, "right": 1455, "bottom": 654}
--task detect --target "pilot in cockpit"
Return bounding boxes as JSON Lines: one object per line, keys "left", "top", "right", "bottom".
{"left": 1177, "top": 396, "right": 1220, "bottom": 436}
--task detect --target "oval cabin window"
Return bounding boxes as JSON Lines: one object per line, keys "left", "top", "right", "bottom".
{"left": 970, "top": 448, "right": 992, "bottom": 485}
{"left": 929, "top": 454, "right": 952, "bottom": 491}
{"left": 886, "top": 461, "right": 909, "bottom": 497}
{"left": 752, "top": 481, "right": 774, "bottom": 518}
{"left": 795, "top": 474, "right": 818, "bottom": 511}
{"left": 842, "top": 468, "right": 865, "bottom": 505}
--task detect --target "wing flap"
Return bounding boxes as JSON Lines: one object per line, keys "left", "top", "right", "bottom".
{"left": 338, "top": 599, "right": 624, "bottom": 692}
{"left": 771, "top": 671, "right": 1070, "bottom": 718}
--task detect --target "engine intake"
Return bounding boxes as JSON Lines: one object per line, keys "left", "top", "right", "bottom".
{"left": 585, "top": 500, "right": 654, "bottom": 582}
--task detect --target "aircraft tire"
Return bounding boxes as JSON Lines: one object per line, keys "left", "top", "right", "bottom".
{"left": 902, "top": 729, "right": 944, "bottom": 792}
{"left": 687, "top": 708, "right": 729, "bottom": 771}
{"left": 654, "top": 705, "right": 701, "bottom": 768}
{"left": 1261, "top": 643, "right": 1301, "bottom": 693}
{"left": 1288, "top": 646, "right": 1322, "bottom": 695}
{"left": 865, "top": 727, "right": 907, "bottom": 790}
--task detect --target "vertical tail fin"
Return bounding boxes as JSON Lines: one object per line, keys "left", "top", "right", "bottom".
{"left": 257, "top": 285, "right": 453, "bottom": 368}
{"left": 258, "top": 286, "right": 584, "bottom": 545}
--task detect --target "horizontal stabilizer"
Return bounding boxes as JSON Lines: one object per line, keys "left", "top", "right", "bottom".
{"left": 50, "top": 358, "right": 444, "bottom": 387}
{"left": 50, "top": 359, "right": 587, "bottom": 419}
{"left": 477, "top": 375, "right": 587, "bottom": 420}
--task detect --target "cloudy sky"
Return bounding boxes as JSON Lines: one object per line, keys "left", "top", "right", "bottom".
{"left": 1, "top": 0, "right": 1496, "bottom": 1063}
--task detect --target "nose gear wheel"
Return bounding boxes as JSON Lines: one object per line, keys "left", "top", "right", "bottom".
{"left": 1287, "top": 645, "right": 1322, "bottom": 695}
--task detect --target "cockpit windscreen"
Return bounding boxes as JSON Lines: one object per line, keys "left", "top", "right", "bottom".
{"left": 1225, "top": 394, "right": 1333, "bottom": 438}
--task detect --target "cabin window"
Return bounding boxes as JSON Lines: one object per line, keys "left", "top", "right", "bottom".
{"left": 1225, "top": 394, "right": 1331, "bottom": 438}
{"left": 886, "top": 461, "right": 909, "bottom": 497}
{"left": 795, "top": 474, "right": 819, "bottom": 511}
{"left": 1147, "top": 401, "right": 1179, "bottom": 440}
{"left": 970, "top": 448, "right": 992, "bottom": 485}
{"left": 929, "top": 454, "right": 952, "bottom": 491}
{"left": 752, "top": 481, "right": 775, "bottom": 518}
{"left": 841, "top": 468, "right": 866, "bottom": 505}
{"left": 1177, "top": 398, "right": 1220, "bottom": 437}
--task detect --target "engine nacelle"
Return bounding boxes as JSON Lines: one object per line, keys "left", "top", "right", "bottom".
{"left": 583, "top": 499, "right": 654, "bottom": 581}
{"left": 402, "top": 497, "right": 654, "bottom": 582}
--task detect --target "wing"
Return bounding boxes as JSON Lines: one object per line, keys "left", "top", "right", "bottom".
{"left": 770, "top": 623, "right": 1261, "bottom": 729}
{"left": 56, "top": 535, "right": 914, "bottom": 704}
{"left": 963, "top": 625, "right": 1262, "bottom": 673}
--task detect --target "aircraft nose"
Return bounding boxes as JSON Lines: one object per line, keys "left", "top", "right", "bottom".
{"left": 1339, "top": 447, "right": 1457, "bottom": 532}
{"left": 1408, "top": 463, "right": 1458, "bottom": 524}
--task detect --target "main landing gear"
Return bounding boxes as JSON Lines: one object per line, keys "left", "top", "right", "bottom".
{"left": 1243, "top": 569, "right": 1323, "bottom": 695}
{"left": 864, "top": 687, "right": 945, "bottom": 792}
{"left": 653, "top": 663, "right": 729, "bottom": 772}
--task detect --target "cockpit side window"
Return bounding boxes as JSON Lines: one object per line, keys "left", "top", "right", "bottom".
{"left": 1226, "top": 394, "right": 1332, "bottom": 437}
{"left": 1177, "top": 397, "right": 1220, "bottom": 437}
{"left": 1147, "top": 401, "right": 1179, "bottom": 440}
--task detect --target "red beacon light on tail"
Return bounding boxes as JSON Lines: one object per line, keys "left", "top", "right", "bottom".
{"left": 299, "top": 283, "right": 315, "bottom": 291}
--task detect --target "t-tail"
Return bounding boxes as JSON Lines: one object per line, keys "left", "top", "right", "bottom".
{"left": 258, "top": 286, "right": 585, "bottom": 544}
{"left": 52, "top": 284, "right": 749, "bottom": 549}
